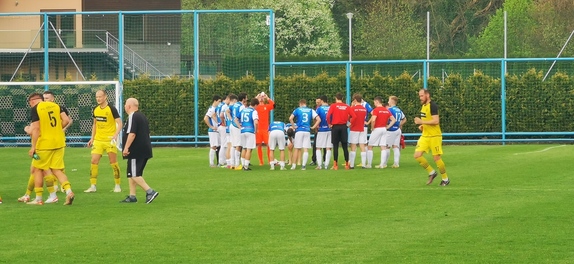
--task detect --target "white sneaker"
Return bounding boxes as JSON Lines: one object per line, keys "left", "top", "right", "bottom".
{"left": 113, "top": 186, "right": 122, "bottom": 193}
{"left": 45, "top": 196, "right": 59, "bottom": 204}
{"left": 17, "top": 195, "right": 30, "bottom": 203}
{"left": 84, "top": 186, "right": 97, "bottom": 193}
{"left": 27, "top": 199, "right": 44, "bottom": 205}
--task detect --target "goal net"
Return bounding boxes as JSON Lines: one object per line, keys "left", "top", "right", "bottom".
{"left": 0, "top": 81, "right": 121, "bottom": 147}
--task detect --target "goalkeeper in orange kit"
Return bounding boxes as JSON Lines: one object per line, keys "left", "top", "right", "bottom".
{"left": 255, "top": 92, "right": 274, "bottom": 166}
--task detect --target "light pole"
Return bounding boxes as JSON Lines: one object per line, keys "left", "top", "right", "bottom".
{"left": 346, "top": 12, "right": 353, "bottom": 62}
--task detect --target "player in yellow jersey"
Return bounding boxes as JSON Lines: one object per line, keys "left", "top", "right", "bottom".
{"left": 85, "top": 90, "right": 123, "bottom": 193}
{"left": 27, "top": 93, "right": 75, "bottom": 205}
{"left": 414, "top": 89, "right": 450, "bottom": 186}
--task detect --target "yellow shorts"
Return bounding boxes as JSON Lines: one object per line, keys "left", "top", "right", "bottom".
{"left": 91, "top": 140, "right": 118, "bottom": 155}
{"left": 415, "top": 136, "right": 443, "bottom": 156}
{"left": 32, "top": 148, "right": 65, "bottom": 170}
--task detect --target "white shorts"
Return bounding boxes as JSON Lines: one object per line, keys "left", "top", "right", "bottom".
{"left": 386, "top": 129, "right": 401, "bottom": 147}
{"left": 349, "top": 130, "right": 367, "bottom": 144}
{"left": 217, "top": 126, "right": 227, "bottom": 147}
{"left": 230, "top": 125, "right": 242, "bottom": 147}
{"left": 241, "top": 132, "right": 256, "bottom": 149}
{"left": 226, "top": 133, "right": 231, "bottom": 144}
{"left": 363, "top": 127, "right": 369, "bottom": 144}
{"left": 294, "top": 131, "right": 311, "bottom": 149}
{"left": 268, "top": 130, "right": 286, "bottom": 150}
{"left": 316, "top": 131, "right": 332, "bottom": 148}
{"left": 368, "top": 127, "right": 387, "bottom": 146}
{"left": 208, "top": 131, "right": 220, "bottom": 147}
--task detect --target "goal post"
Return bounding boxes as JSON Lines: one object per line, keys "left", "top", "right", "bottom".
{"left": 0, "top": 81, "right": 121, "bottom": 147}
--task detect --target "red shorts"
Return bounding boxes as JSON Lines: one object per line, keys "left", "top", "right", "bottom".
{"left": 256, "top": 129, "right": 269, "bottom": 144}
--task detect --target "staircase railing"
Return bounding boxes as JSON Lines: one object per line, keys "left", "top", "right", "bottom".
{"left": 98, "top": 32, "right": 168, "bottom": 79}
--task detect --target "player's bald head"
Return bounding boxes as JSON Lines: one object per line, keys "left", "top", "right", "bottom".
{"left": 126, "top": 98, "right": 139, "bottom": 107}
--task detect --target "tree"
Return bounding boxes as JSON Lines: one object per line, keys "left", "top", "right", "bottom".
{"left": 354, "top": 1, "right": 425, "bottom": 58}
{"left": 468, "top": 0, "right": 537, "bottom": 57}
{"left": 250, "top": 0, "right": 343, "bottom": 57}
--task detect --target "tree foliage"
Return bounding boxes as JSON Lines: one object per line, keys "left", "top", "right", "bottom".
{"left": 354, "top": 1, "right": 425, "bottom": 58}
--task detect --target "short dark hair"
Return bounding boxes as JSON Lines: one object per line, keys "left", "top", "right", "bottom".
{"left": 319, "top": 95, "right": 328, "bottom": 103}
{"left": 299, "top": 99, "right": 306, "bottom": 105}
{"left": 43, "top": 90, "right": 54, "bottom": 96}
{"left": 238, "top": 92, "right": 247, "bottom": 102}
{"left": 27, "top": 92, "right": 43, "bottom": 102}
{"left": 286, "top": 127, "right": 295, "bottom": 138}
{"left": 250, "top": 98, "right": 260, "bottom": 107}
{"left": 420, "top": 88, "right": 430, "bottom": 95}
{"left": 335, "top": 93, "right": 343, "bottom": 100}
{"left": 212, "top": 95, "right": 221, "bottom": 102}
{"left": 229, "top": 94, "right": 237, "bottom": 101}
{"left": 353, "top": 94, "right": 362, "bottom": 103}
{"left": 374, "top": 96, "right": 383, "bottom": 104}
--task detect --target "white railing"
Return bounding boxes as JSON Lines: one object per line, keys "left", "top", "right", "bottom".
{"left": 99, "top": 32, "right": 167, "bottom": 79}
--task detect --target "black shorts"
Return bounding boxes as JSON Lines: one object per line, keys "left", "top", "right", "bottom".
{"left": 126, "top": 158, "right": 149, "bottom": 178}
{"left": 331, "top": 124, "right": 349, "bottom": 144}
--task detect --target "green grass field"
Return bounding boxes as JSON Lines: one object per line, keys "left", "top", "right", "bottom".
{"left": 1, "top": 144, "right": 573, "bottom": 263}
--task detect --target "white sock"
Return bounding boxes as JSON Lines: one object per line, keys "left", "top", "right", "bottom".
{"left": 219, "top": 146, "right": 226, "bottom": 165}
{"left": 393, "top": 147, "right": 400, "bottom": 165}
{"left": 349, "top": 151, "right": 356, "bottom": 167}
{"left": 324, "top": 150, "right": 332, "bottom": 168}
{"left": 316, "top": 150, "right": 322, "bottom": 167}
{"left": 49, "top": 192, "right": 57, "bottom": 199}
{"left": 279, "top": 161, "right": 285, "bottom": 169}
{"left": 385, "top": 149, "right": 391, "bottom": 166}
{"left": 360, "top": 151, "right": 366, "bottom": 167}
{"left": 367, "top": 150, "right": 373, "bottom": 167}
{"left": 302, "top": 152, "right": 309, "bottom": 167}
{"left": 209, "top": 149, "right": 216, "bottom": 165}
{"left": 235, "top": 150, "right": 241, "bottom": 166}
{"left": 241, "top": 158, "right": 246, "bottom": 167}
{"left": 380, "top": 150, "right": 387, "bottom": 166}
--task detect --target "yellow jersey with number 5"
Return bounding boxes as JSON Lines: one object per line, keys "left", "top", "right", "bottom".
{"left": 419, "top": 101, "right": 442, "bottom": 137}
{"left": 31, "top": 101, "right": 66, "bottom": 150}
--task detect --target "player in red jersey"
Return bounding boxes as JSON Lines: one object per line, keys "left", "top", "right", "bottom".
{"left": 348, "top": 94, "right": 368, "bottom": 169}
{"left": 366, "top": 96, "right": 396, "bottom": 168}
{"left": 255, "top": 92, "right": 274, "bottom": 166}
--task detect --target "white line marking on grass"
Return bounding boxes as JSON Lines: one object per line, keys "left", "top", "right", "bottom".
{"left": 513, "top": 145, "right": 567, "bottom": 155}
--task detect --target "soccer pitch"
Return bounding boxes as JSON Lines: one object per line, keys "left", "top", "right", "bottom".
{"left": 1, "top": 145, "right": 573, "bottom": 263}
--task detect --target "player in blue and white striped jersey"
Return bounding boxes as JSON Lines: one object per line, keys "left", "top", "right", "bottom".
{"left": 385, "top": 95, "right": 407, "bottom": 168}
{"left": 239, "top": 98, "right": 259, "bottom": 170}
{"left": 204, "top": 95, "right": 221, "bottom": 167}
{"left": 268, "top": 120, "right": 287, "bottom": 170}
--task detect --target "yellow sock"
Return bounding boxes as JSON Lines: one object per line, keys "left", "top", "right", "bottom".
{"left": 45, "top": 175, "right": 56, "bottom": 193}
{"left": 90, "top": 164, "right": 98, "bottom": 185}
{"left": 26, "top": 174, "right": 34, "bottom": 195}
{"left": 435, "top": 158, "right": 448, "bottom": 180}
{"left": 111, "top": 162, "right": 121, "bottom": 185}
{"left": 61, "top": 181, "right": 72, "bottom": 193}
{"left": 415, "top": 156, "right": 435, "bottom": 174}
{"left": 34, "top": 187, "right": 43, "bottom": 200}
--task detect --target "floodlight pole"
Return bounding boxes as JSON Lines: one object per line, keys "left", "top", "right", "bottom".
{"left": 347, "top": 12, "right": 353, "bottom": 64}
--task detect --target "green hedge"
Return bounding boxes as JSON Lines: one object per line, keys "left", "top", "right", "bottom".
{"left": 122, "top": 69, "right": 574, "bottom": 136}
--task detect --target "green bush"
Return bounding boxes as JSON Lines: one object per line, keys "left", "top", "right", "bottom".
{"left": 121, "top": 69, "right": 574, "bottom": 136}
